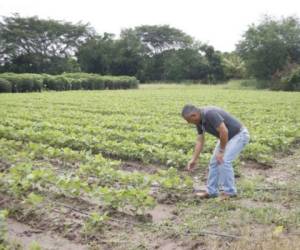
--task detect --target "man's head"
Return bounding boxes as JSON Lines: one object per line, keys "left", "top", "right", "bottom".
{"left": 181, "top": 104, "right": 201, "bottom": 125}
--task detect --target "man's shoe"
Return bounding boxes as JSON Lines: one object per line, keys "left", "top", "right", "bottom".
{"left": 194, "top": 191, "right": 210, "bottom": 199}
{"left": 220, "top": 192, "right": 237, "bottom": 200}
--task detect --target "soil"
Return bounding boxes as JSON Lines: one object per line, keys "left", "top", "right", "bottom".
{"left": 7, "top": 218, "right": 88, "bottom": 250}
{"left": 146, "top": 204, "right": 176, "bottom": 223}
{"left": 120, "top": 161, "right": 160, "bottom": 174}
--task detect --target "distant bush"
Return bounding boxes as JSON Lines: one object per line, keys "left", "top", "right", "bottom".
{"left": 240, "top": 79, "right": 270, "bottom": 89}
{"left": 69, "top": 79, "right": 82, "bottom": 90}
{"left": 0, "top": 78, "right": 12, "bottom": 92}
{"left": 0, "top": 73, "right": 43, "bottom": 92}
{"left": 271, "top": 64, "right": 300, "bottom": 91}
{"left": 44, "top": 76, "right": 71, "bottom": 91}
{"left": 62, "top": 73, "right": 138, "bottom": 90}
{"left": 0, "top": 73, "right": 139, "bottom": 93}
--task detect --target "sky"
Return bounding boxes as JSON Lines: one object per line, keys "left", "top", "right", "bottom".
{"left": 1, "top": 0, "right": 300, "bottom": 52}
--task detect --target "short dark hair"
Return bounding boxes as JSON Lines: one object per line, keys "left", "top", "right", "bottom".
{"left": 181, "top": 104, "right": 199, "bottom": 117}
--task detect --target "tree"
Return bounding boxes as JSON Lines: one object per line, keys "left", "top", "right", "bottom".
{"left": 237, "top": 16, "right": 300, "bottom": 80}
{"left": 110, "top": 29, "right": 146, "bottom": 76}
{"left": 134, "top": 25, "right": 193, "bottom": 55}
{"left": 221, "top": 52, "right": 246, "bottom": 79}
{"left": 0, "top": 14, "right": 93, "bottom": 73}
{"left": 77, "top": 33, "right": 115, "bottom": 74}
{"left": 162, "top": 48, "right": 209, "bottom": 82}
{"left": 200, "top": 45, "right": 225, "bottom": 82}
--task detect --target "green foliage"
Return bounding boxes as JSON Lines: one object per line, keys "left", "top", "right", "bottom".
{"left": 271, "top": 63, "right": 300, "bottom": 91}
{"left": 237, "top": 16, "right": 300, "bottom": 86}
{"left": 200, "top": 45, "right": 225, "bottom": 83}
{"left": 29, "top": 241, "right": 42, "bottom": 250}
{"left": 0, "top": 14, "right": 230, "bottom": 83}
{"left": 240, "top": 78, "right": 270, "bottom": 89}
{"left": 0, "top": 84, "right": 299, "bottom": 168}
{"left": 24, "top": 192, "right": 44, "bottom": 207}
{"left": 0, "top": 79, "right": 12, "bottom": 93}
{"left": 76, "top": 33, "right": 116, "bottom": 74}
{"left": 0, "top": 210, "right": 8, "bottom": 243}
{"left": 0, "top": 14, "right": 93, "bottom": 74}
{"left": 221, "top": 52, "right": 246, "bottom": 79}
{"left": 77, "top": 25, "right": 226, "bottom": 83}
{"left": 134, "top": 25, "right": 193, "bottom": 55}
{"left": 62, "top": 73, "right": 139, "bottom": 90}
{"left": 0, "top": 73, "right": 139, "bottom": 92}
{"left": 43, "top": 76, "right": 71, "bottom": 91}
{"left": 0, "top": 73, "right": 43, "bottom": 92}
{"left": 82, "top": 212, "right": 109, "bottom": 234}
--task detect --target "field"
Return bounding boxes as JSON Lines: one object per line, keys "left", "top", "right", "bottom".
{"left": 0, "top": 83, "right": 300, "bottom": 249}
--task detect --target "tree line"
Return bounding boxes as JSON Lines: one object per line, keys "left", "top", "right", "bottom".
{"left": 0, "top": 13, "right": 300, "bottom": 90}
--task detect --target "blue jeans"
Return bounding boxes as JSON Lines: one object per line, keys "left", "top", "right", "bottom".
{"left": 207, "top": 127, "right": 250, "bottom": 196}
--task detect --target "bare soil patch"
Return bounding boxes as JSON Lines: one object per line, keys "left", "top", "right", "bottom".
{"left": 7, "top": 218, "right": 89, "bottom": 250}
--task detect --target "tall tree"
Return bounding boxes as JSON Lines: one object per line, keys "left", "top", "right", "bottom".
{"left": 76, "top": 33, "right": 115, "bottom": 74}
{"left": 237, "top": 16, "right": 300, "bottom": 80}
{"left": 110, "top": 29, "right": 146, "bottom": 76}
{"left": 200, "top": 45, "right": 225, "bottom": 82}
{"left": 133, "top": 25, "right": 193, "bottom": 55}
{"left": 221, "top": 52, "right": 246, "bottom": 79}
{"left": 0, "top": 14, "right": 93, "bottom": 73}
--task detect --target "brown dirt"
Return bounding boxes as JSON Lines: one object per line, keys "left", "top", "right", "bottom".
{"left": 240, "top": 147, "right": 300, "bottom": 185}
{"left": 243, "top": 160, "right": 272, "bottom": 170}
{"left": 120, "top": 161, "right": 160, "bottom": 174}
{"left": 146, "top": 204, "right": 176, "bottom": 223}
{"left": 7, "top": 218, "right": 89, "bottom": 250}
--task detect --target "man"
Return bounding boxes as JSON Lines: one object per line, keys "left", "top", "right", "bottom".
{"left": 181, "top": 105, "right": 250, "bottom": 198}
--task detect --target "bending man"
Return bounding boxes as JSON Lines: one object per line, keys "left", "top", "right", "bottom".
{"left": 182, "top": 105, "right": 250, "bottom": 198}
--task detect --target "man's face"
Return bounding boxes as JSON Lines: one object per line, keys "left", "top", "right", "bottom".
{"left": 184, "top": 112, "right": 200, "bottom": 125}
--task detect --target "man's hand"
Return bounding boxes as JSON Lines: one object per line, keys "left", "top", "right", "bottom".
{"left": 216, "top": 152, "right": 224, "bottom": 164}
{"left": 186, "top": 159, "right": 197, "bottom": 172}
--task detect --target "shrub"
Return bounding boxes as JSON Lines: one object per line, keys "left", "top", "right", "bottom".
{"left": 0, "top": 78, "right": 12, "bottom": 93}
{"left": 0, "top": 73, "right": 139, "bottom": 92}
{"left": 44, "top": 76, "right": 70, "bottom": 91}
{"left": 91, "top": 77, "right": 105, "bottom": 90}
{"left": 70, "top": 79, "right": 82, "bottom": 90}
{"left": 0, "top": 73, "right": 43, "bottom": 92}
{"left": 272, "top": 64, "right": 300, "bottom": 91}
{"left": 240, "top": 79, "right": 270, "bottom": 89}
{"left": 63, "top": 73, "right": 138, "bottom": 90}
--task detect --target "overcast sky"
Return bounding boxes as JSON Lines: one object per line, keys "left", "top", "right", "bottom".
{"left": 1, "top": 0, "right": 300, "bottom": 52}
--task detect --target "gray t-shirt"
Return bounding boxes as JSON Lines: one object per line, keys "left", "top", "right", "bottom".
{"left": 196, "top": 106, "right": 243, "bottom": 140}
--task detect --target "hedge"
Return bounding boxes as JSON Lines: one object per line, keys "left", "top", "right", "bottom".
{"left": 62, "top": 73, "right": 138, "bottom": 90}
{"left": 0, "top": 73, "right": 139, "bottom": 93}
{"left": 0, "top": 78, "right": 12, "bottom": 92}
{"left": 0, "top": 73, "right": 43, "bottom": 93}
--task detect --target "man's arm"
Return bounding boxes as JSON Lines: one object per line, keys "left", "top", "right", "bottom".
{"left": 191, "top": 134, "right": 205, "bottom": 162}
{"left": 186, "top": 134, "right": 204, "bottom": 171}
{"left": 216, "top": 122, "right": 228, "bottom": 152}
{"left": 216, "top": 122, "right": 228, "bottom": 164}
